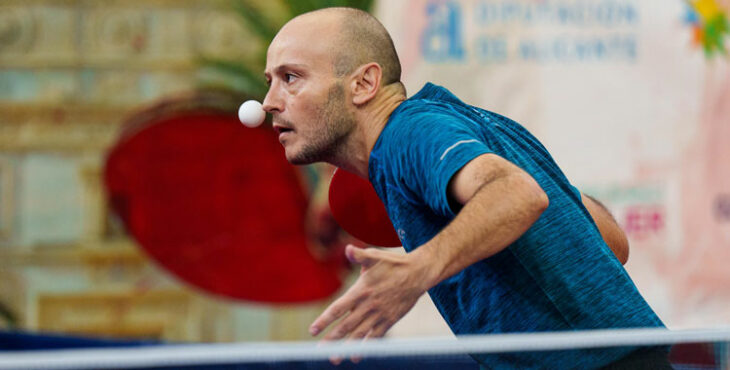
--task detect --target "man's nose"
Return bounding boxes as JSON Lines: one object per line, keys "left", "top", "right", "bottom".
{"left": 262, "top": 85, "right": 282, "bottom": 113}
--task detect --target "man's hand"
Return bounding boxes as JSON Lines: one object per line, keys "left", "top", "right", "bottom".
{"left": 309, "top": 244, "right": 430, "bottom": 343}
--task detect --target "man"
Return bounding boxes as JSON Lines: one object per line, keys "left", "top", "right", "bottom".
{"left": 262, "top": 7, "right": 668, "bottom": 369}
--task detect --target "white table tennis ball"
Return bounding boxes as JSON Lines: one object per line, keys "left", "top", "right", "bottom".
{"left": 238, "top": 100, "right": 265, "bottom": 128}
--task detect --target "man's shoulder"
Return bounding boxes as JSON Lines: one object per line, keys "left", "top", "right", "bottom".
{"left": 394, "top": 96, "right": 454, "bottom": 117}
{"left": 386, "top": 97, "right": 472, "bottom": 139}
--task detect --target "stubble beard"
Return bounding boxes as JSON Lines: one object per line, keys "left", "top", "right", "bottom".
{"left": 288, "top": 82, "right": 354, "bottom": 165}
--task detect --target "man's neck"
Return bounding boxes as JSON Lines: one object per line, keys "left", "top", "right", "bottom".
{"left": 329, "top": 84, "right": 406, "bottom": 179}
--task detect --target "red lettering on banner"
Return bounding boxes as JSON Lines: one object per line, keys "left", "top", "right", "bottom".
{"left": 623, "top": 204, "right": 665, "bottom": 239}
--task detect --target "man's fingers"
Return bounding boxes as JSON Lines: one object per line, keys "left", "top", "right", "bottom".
{"left": 310, "top": 295, "right": 357, "bottom": 336}
{"left": 345, "top": 244, "right": 380, "bottom": 267}
{"left": 329, "top": 356, "right": 344, "bottom": 366}
{"left": 328, "top": 321, "right": 388, "bottom": 366}
{"left": 346, "top": 316, "right": 379, "bottom": 364}
{"left": 343, "top": 318, "right": 387, "bottom": 364}
{"left": 365, "top": 319, "right": 391, "bottom": 340}
{"left": 325, "top": 311, "right": 379, "bottom": 364}
{"left": 323, "top": 305, "right": 374, "bottom": 341}
{"left": 346, "top": 313, "right": 379, "bottom": 342}
{"left": 349, "top": 335, "right": 368, "bottom": 364}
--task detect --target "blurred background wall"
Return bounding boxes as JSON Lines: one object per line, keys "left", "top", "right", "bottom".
{"left": 0, "top": 0, "right": 728, "bottom": 344}
{"left": 0, "top": 0, "right": 340, "bottom": 343}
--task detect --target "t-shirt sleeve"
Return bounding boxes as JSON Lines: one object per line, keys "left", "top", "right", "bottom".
{"left": 391, "top": 106, "right": 492, "bottom": 218}
{"left": 569, "top": 184, "right": 582, "bottom": 200}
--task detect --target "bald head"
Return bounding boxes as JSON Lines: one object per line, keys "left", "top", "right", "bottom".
{"left": 264, "top": 7, "right": 407, "bottom": 172}
{"left": 286, "top": 7, "right": 402, "bottom": 86}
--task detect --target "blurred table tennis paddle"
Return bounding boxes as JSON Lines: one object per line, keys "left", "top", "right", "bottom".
{"left": 104, "top": 91, "right": 345, "bottom": 303}
{"left": 328, "top": 168, "right": 401, "bottom": 247}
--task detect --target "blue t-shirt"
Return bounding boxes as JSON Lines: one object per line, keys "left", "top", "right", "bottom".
{"left": 368, "top": 83, "right": 665, "bottom": 369}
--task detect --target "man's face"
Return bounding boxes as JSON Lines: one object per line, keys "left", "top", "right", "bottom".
{"left": 263, "top": 20, "right": 355, "bottom": 165}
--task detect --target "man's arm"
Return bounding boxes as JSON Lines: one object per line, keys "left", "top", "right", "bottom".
{"left": 309, "top": 153, "right": 547, "bottom": 342}
{"left": 419, "top": 153, "right": 549, "bottom": 285}
{"left": 581, "top": 194, "right": 629, "bottom": 264}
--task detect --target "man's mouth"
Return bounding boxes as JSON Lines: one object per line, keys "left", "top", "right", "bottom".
{"left": 272, "top": 123, "right": 294, "bottom": 139}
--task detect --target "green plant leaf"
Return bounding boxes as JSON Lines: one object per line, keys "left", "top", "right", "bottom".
{"left": 231, "top": 0, "right": 279, "bottom": 43}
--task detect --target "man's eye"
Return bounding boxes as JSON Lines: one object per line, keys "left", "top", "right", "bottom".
{"left": 285, "top": 73, "right": 297, "bottom": 83}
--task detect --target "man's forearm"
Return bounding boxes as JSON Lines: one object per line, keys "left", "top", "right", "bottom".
{"left": 411, "top": 171, "right": 549, "bottom": 289}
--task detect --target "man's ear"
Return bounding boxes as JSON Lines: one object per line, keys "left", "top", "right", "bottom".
{"left": 349, "top": 62, "right": 382, "bottom": 105}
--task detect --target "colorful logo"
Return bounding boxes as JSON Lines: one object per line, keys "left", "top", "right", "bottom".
{"left": 684, "top": 0, "right": 730, "bottom": 57}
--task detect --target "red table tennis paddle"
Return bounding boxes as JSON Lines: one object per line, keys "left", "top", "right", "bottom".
{"left": 328, "top": 168, "right": 401, "bottom": 247}
{"left": 104, "top": 94, "right": 346, "bottom": 303}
